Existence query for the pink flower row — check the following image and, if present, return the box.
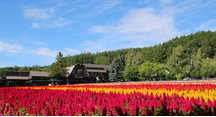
[0,88,215,116]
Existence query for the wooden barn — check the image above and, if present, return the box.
[66,63,110,83]
[4,71,51,87]
[2,64,111,87]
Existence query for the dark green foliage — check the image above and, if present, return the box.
[109,55,125,81]
[123,65,139,81]
[125,50,144,68]
[49,52,67,77]
[190,48,203,79]
[201,57,216,79]
[139,61,169,81]
[94,56,110,65]
[167,45,189,79]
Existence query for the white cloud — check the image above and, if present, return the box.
[31,41,46,45]
[0,41,23,53]
[19,37,46,46]
[98,0,122,11]
[51,17,73,27]
[81,36,114,52]
[49,8,55,13]
[89,8,179,51]
[30,47,58,58]
[32,22,41,28]
[23,8,50,20]
[31,17,73,28]
[198,19,216,32]
[64,47,81,54]
[92,8,176,34]
[60,8,76,16]
[23,5,73,29]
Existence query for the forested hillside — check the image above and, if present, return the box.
[1,30,216,80]
[64,30,216,66]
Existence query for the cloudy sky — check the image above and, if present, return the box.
[0,0,216,67]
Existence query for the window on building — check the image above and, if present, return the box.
[77,69,83,74]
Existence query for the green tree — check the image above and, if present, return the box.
[123,65,139,81]
[201,57,216,79]
[190,48,203,79]
[139,61,154,81]
[139,62,169,81]
[125,50,144,68]
[156,65,169,80]
[175,73,182,80]
[94,56,110,65]
[167,45,189,78]
[49,52,67,78]
[109,55,125,81]
[164,67,176,80]
[150,44,164,63]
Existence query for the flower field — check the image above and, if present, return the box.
[1,81,216,116]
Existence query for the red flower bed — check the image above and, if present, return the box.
[0,87,216,116]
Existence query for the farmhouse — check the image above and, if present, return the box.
[1,63,110,87]
[4,71,51,87]
[66,63,110,83]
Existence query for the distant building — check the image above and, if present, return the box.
[66,63,110,83]
[2,63,110,87]
[4,71,51,87]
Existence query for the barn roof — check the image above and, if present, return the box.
[66,63,110,76]
[66,64,76,77]
[83,64,110,71]
[30,71,50,77]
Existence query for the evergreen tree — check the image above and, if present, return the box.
[109,55,125,81]
[167,45,189,79]
[49,52,67,77]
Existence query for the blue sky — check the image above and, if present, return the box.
[0,0,216,67]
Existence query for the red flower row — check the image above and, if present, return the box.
[0,88,215,116]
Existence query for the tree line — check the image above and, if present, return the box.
[1,30,216,81]
[109,31,216,81]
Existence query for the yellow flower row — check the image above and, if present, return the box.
[18,86,216,102]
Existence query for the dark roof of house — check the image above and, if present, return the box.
[66,63,110,75]
[83,64,110,71]
[5,71,50,80]
[29,71,50,77]
[5,71,30,76]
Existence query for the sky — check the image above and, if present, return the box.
[0,0,216,67]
